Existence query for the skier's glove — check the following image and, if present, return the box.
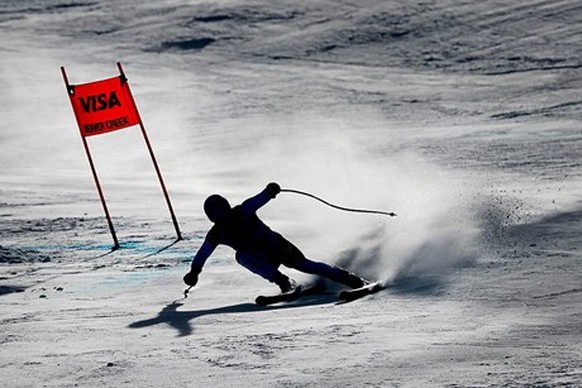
[183,268,200,287]
[266,182,281,198]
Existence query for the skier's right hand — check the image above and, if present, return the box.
[183,269,199,287]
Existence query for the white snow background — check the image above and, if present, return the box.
[1,0,581,386]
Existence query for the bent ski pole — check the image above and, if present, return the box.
[281,189,396,217]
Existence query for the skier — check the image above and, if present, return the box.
[183,183,369,295]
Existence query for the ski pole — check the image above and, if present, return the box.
[280,188,396,217]
[183,286,193,298]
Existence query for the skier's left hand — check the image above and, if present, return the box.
[266,182,281,198]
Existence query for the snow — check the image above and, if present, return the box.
[1,0,581,386]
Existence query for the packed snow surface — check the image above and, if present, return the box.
[1,1,581,386]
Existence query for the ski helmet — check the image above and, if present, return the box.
[204,194,231,223]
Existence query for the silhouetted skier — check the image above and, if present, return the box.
[183,183,368,294]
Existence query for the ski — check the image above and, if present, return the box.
[338,281,385,302]
[255,284,322,306]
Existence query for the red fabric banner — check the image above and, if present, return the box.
[68,75,140,137]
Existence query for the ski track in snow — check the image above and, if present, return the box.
[1,0,581,386]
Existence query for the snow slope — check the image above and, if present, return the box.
[1,0,581,386]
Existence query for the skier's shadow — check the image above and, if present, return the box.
[128,294,336,337]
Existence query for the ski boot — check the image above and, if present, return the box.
[274,273,300,294]
[335,267,370,289]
